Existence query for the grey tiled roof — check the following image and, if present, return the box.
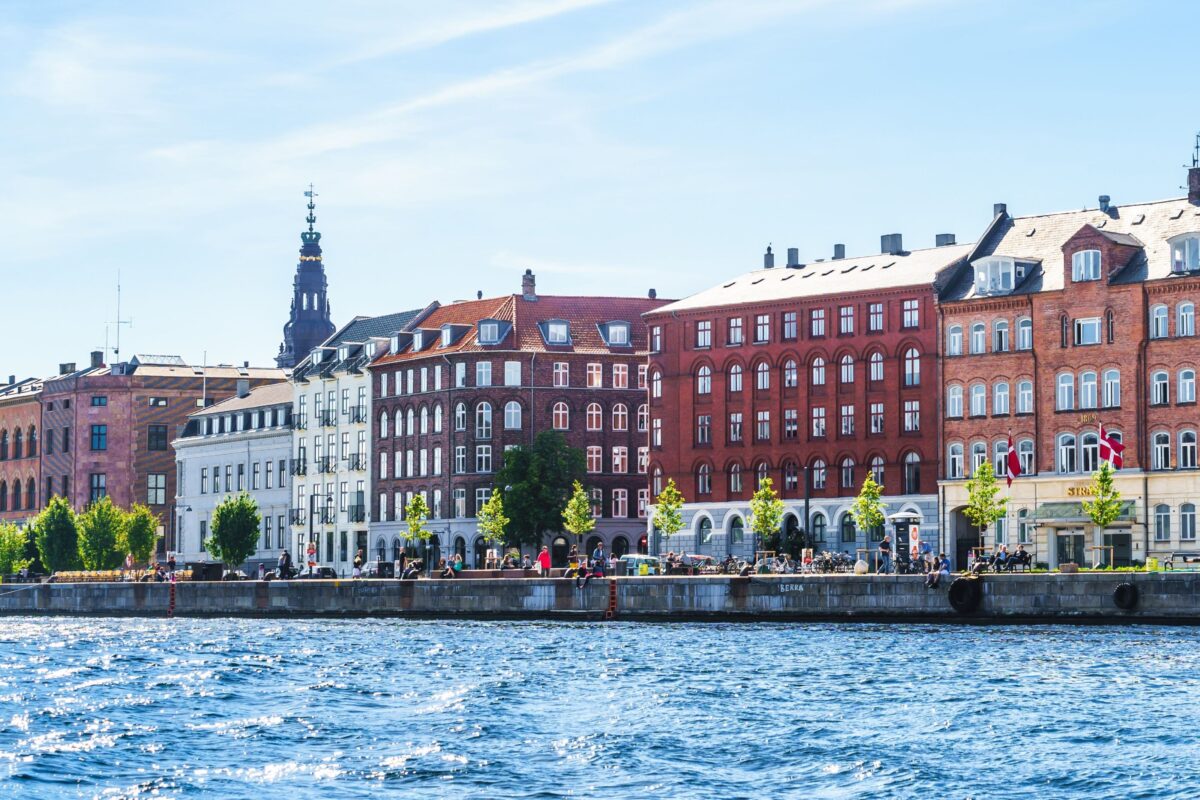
[291,307,427,381]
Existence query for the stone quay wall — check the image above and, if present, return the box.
[1,573,1198,623]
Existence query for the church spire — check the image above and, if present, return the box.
[277,186,336,369]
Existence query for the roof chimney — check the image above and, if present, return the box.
[90,350,104,369]
[521,269,537,301]
[236,379,250,398]
[786,247,800,267]
[477,290,483,300]
[1099,195,1112,213]
[993,202,1007,217]
[833,243,845,260]
[59,362,76,375]
[881,233,903,255]
[935,233,957,247]
[648,288,657,299]
[6,375,13,386]
[242,360,249,369]
[763,246,774,269]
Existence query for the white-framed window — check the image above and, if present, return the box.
[970,323,985,354]
[974,257,1014,294]
[637,404,648,432]
[1153,431,1171,470]
[475,361,492,387]
[1152,371,1170,405]
[1080,371,1098,409]
[475,402,492,438]
[651,325,662,352]
[727,364,743,393]
[1155,504,1172,542]
[869,303,884,332]
[1184,504,1197,541]
[475,445,493,473]
[1018,439,1034,474]
[1056,373,1075,410]
[1017,379,1033,414]
[637,446,648,474]
[729,412,743,442]
[811,459,827,490]
[587,363,603,388]
[811,407,826,437]
[696,320,712,348]
[1151,305,1169,339]
[811,357,826,386]
[840,458,855,489]
[1057,433,1077,473]
[612,489,628,519]
[1103,369,1121,408]
[1081,432,1100,473]
[948,444,964,479]
[696,366,712,395]
[1179,303,1196,337]
[611,403,628,431]
[783,360,798,388]
[612,364,629,389]
[1016,317,1033,350]
[1071,249,1101,282]
[756,410,771,441]
[1180,431,1197,469]
[755,362,770,391]
[971,442,987,474]
[810,308,826,337]
[727,317,743,345]
[903,348,920,386]
[755,314,770,343]
[504,361,521,386]
[947,324,963,356]
[637,488,649,518]
[552,402,569,430]
[839,306,854,335]
[651,370,662,398]
[969,383,986,417]
[1170,234,1200,273]
[608,323,629,345]
[553,362,570,387]
[870,456,884,485]
[586,446,602,474]
[993,440,1009,476]
[612,447,628,474]
[1180,369,1197,403]
[869,351,883,382]
[1075,318,1101,345]
[992,320,1009,352]
[638,364,647,390]
[697,464,711,495]
[870,402,884,434]
[652,418,662,447]
[840,355,854,384]
[993,382,1009,415]
[839,404,854,436]
[947,385,963,418]
[547,321,569,344]
[504,401,522,429]
[903,399,919,432]
[586,403,603,431]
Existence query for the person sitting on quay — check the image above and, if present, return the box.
[439,558,455,579]
[925,553,951,588]
[575,559,599,589]
[1005,544,1032,571]
[402,559,423,580]
[353,548,365,578]
[992,544,1009,572]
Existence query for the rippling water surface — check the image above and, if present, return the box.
[0,618,1198,799]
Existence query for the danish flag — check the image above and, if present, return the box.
[1005,435,1022,487]
[1098,422,1125,469]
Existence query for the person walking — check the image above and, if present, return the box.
[353,548,365,578]
[167,553,176,579]
[278,551,289,579]
[536,546,552,576]
[878,535,893,575]
[591,542,607,578]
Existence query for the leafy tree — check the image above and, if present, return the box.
[652,478,685,553]
[206,493,261,568]
[494,431,585,547]
[122,504,161,566]
[22,524,43,574]
[1082,463,1123,556]
[0,522,31,575]
[851,473,887,538]
[963,460,1008,545]
[562,480,595,547]
[476,489,510,545]
[405,493,432,542]
[77,496,127,570]
[33,497,79,573]
[748,478,785,553]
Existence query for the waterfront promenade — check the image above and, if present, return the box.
[2,573,1197,623]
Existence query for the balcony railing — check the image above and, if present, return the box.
[348,504,366,523]
[317,507,336,524]
[289,508,307,525]
[290,460,307,476]
[318,409,337,427]
[317,456,336,474]
[291,415,308,431]
[347,453,365,471]
[349,405,367,423]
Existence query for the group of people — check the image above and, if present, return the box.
[968,544,1032,575]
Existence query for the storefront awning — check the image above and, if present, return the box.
[1033,501,1137,524]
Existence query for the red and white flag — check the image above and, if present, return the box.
[1005,435,1022,487]
[1098,422,1125,469]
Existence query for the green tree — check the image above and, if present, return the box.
[562,480,596,547]
[476,489,510,545]
[0,522,32,575]
[405,493,432,542]
[121,504,161,566]
[963,460,1008,546]
[748,477,785,553]
[651,478,685,554]
[206,493,261,568]
[851,473,887,539]
[1082,462,1123,564]
[494,431,586,547]
[77,496,127,570]
[33,496,79,573]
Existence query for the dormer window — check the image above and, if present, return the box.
[1072,249,1101,282]
[974,257,1014,295]
[441,327,453,347]
[547,321,569,344]
[412,332,424,351]
[311,348,323,364]
[479,322,500,344]
[366,341,377,358]
[1170,234,1200,273]
[390,335,400,352]
[338,345,349,361]
[605,322,631,346]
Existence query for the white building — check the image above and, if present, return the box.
[173,382,295,573]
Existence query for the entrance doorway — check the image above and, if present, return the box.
[1056,529,1085,566]
[612,536,629,558]
[473,537,488,569]
[1103,531,1132,567]
[951,508,976,569]
[586,535,603,558]
[551,536,569,567]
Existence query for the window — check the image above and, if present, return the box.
[503,361,521,386]
[839,355,854,384]
[727,317,743,345]
[1081,432,1100,473]
[783,360,798,388]
[839,405,854,436]
[1152,371,1170,405]
[1155,504,1172,541]
[696,366,712,395]
[871,402,885,434]
[756,410,770,441]
[728,463,743,493]
[651,326,662,352]
[91,395,107,407]
[1151,305,1168,339]
[586,403,603,431]
[1018,439,1034,474]
[784,409,798,439]
[612,364,629,389]
[869,352,883,382]
[1179,303,1196,337]
[696,321,712,348]
[729,412,743,442]
[974,257,1014,294]
[147,473,166,505]
[782,312,797,340]
[1153,432,1171,470]
[1180,369,1197,403]
[1080,371,1098,409]
[552,402,569,430]
[1015,380,1032,414]
[612,403,628,431]
[903,400,919,432]
[652,418,662,447]
[696,415,711,445]
[870,456,884,485]
[1181,431,1197,469]
[504,401,522,429]
[970,323,985,354]
[612,447,628,473]
[475,402,492,438]
[552,362,570,387]
[90,424,107,451]
[544,321,569,344]
[811,357,826,387]
[755,362,770,391]
[638,404,648,432]
[608,324,630,345]
[840,458,855,489]
[638,364,647,390]
[476,361,492,387]
[1171,235,1200,272]
[903,452,920,494]
[251,462,260,490]
[1056,374,1075,410]
[1075,318,1101,345]
[728,364,743,393]
[947,385,963,418]
[651,370,662,398]
[948,444,964,479]
[585,363,602,388]
[697,464,711,495]
[783,461,798,491]
[1071,249,1101,282]
[811,459,827,490]
[454,403,467,432]
[810,309,826,337]
[1017,317,1032,350]
[903,348,920,386]
[638,488,649,518]
[808,405,828,439]
[612,489,628,518]
[868,303,883,332]
[947,325,963,356]
[1103,370,1121,408]
[993,382,1009,415]
[971,442,987,474]
[902,299,919,328]
[147,425,168,451]
[1184,504,1197,541]
[89,473,107,503]
[969,384,986,417]
[839,306,854,335]
[811,513,827,542]
[1057,433,1077,473]
[454,446,466,473]
[992,320,1009,352]
[476,445,492,473]
[840,514,856,542]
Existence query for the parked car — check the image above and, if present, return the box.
[222,569,248,581]
[295,565,338,579]
[619,554,662,575]
[360,561,395,579]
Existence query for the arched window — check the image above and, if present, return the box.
[840,457,855,489]
[756,461,769,487]
[0,481,6,511]
[696,366,712,395]
[1180,431,1197,469]
[651,370,662,398]
[869,351,884,382]
[1072,249,1101,281]
[1153,431,1171,470]
[1155,504,1171,541]
[970,323,986,354]
[969,383,987,417]
[1103,370,1121,408]
[728,364,743,393]
[903,348,920,386]
[433,404,443,433]
[811,513,827,542]
[903,452,921,494]
[1151,371,1170,405]
[1184,503,1198,541]
[810,459,826,490]
[1056,373,1075,410]
[839,354,854,384]
[1179,369,1197,403]
[970,442,987,474]
[755,362,770,391]
[992,320,1010,352]
[1080,371,1098,409]
[552,402,569,430]
[993,440,1008,476]
[12,430,22,460]
[1017,317,1033,350]
[947,444,964,479]
[730,516,745,544]
[699,516,713,543]
[728,463,743,493]
[1179,303,1196,337]
[1057,433,1077,473]
[1151,304,1169,338]
[420,406,429,434]
[993,382,1010,415]
[870,456,884,486]
[378,411,389,438]
[840,513,856,543]
[783,460,799,492]
[24,479,33,510]
[1018,439,1035,474]
[475,402,492,438]
[611,403,628,431]
[27,427,35,457]
[1017,380,1033,414]
[947,385,963,418]
[947,324,963,356]
[586,403,603,431]
[811,357,826,386]
[405,408,415,435]
[0,430,7,461]
[783,359,798,388]
[637,404,648,432]
[454,402,467,431]
[1081,432,1100,472]
[697,464,712,495]
[504,401,522,429]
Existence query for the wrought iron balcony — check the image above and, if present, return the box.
[318,409,337,427]
[348,504,366,523]
[349,405,367,423]
[291,415,308,431]
[290,460,307,476]
[317,456,336,474]
[347,453,366,471]
[317,507,336,524]
[288,508,307,525]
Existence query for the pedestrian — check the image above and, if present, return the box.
[277,551,288,579]
[353,548,365,578]
[123,552,134,577]
[166,552,176,579]
[257,562,266,581]
[521,553,532,570]
[878,535,893,574]
[536,546,551,576]
[575,559,595,589]
[591,542,607,578]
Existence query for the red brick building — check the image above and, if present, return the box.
[0,377,43,524]
[939,170,1200,568]
[368,270,666,567]
[646,239,970,560]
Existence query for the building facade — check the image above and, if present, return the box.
[646,240,970,561]
[369,271,666,568]
[276,191,336,369]
[173,382,294,573]
[289,309,426,575]
[39,354,284,553]
[939,172,1200,568]
[0,377,42,525]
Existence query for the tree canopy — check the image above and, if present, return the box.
[122,504,161,566]
[405,493,432,542]
[494,431,585,547]
[476,489,509,545]
[34,496,80,573]
[0,522,31,575]
[963,460,1008,534]
[1082,463,1123,531]
[206,493,261,568]
[851,473,887,536]
[561,480,595,545]
[652,478,685,552]
[748,478,785,551]
[77,496,128,570]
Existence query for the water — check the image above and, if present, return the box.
[0,619,1197,799]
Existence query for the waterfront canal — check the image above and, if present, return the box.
[0,618,1196,799]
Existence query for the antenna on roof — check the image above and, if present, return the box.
[1193,132,1199,168]
[107,269,132,361]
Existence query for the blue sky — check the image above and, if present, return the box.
[1,0,1194,377]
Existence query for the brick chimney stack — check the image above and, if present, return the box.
[521,269,537,301]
